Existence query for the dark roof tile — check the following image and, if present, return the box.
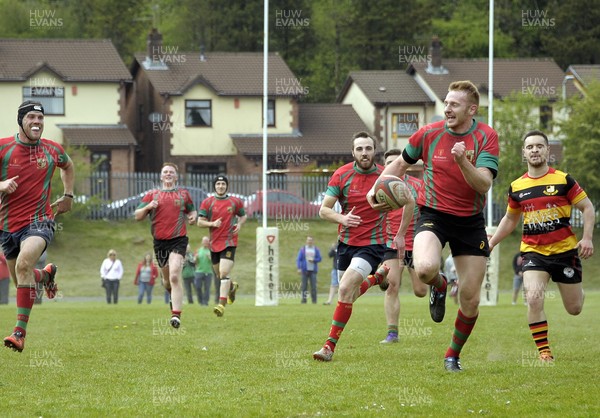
[232,104,370,155]
[0,39,131,82]
[338,71,433,104]
[133,52,300,96]
[409,58,572,99]
[58,124,136,146]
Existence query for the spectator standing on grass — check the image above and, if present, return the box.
[489,130,594,362]
[296,236,322,304]
[134,253,159,304]
[370,81,499,372]
[323,243,338,305]
[197,175,246,317]
[182,244,196,304]
[194,236,213,306]
[1,101,74,353]
[135,162,197,329]
[100,249,124,304]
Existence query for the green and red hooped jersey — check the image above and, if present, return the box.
[403,119,499,217]
[198,195,245,252]
[0,135,70,232]
[139,188,195,241]
[326,162,387,246]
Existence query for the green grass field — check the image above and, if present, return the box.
[1,217,599,417]
[1,292,599,417]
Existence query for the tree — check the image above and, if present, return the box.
[429,0,516,58]
[558,81,600,203]
[491,92,546,201]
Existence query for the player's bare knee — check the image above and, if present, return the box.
[413,288,427,298]
[566,303,583,316]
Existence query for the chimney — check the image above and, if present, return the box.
[430,36,442,68]
[426,36,448,75]
[147,28,163,61]
[200,44,206,62]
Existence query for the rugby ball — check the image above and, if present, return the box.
[374,175,409,209]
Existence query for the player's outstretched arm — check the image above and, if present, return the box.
[488,210,521,252]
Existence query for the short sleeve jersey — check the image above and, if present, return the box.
[506,167,587,256]
[198,195,246,252]
[138,188,195,240]
[385,175,423,251]
[403,120,499,216]
[0,135,70,232]
[326,162,386,246]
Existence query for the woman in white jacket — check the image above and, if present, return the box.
[100,249,124,304]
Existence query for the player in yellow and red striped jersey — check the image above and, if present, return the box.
[489,130,595,362]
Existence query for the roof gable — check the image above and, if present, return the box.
[133,52,301,96]
[0,39,131,82]
[338,70,433,105]
[567,65,600,86]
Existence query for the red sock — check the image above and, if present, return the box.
[428,273,447,292]
[325,302,353,350]
[15,286,37,337]
[358,269,386,296]
[445,309,478,358]
[219,297,227,305]
[33,269,43,283]
[171,310,181,318]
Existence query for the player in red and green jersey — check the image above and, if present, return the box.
[135,163,197,329]
[313,132,414,362]
[489,130,594,362]
[197,175,246,317]
[371,81,499,372]
[379,149,427,345]
[2,101,75,353]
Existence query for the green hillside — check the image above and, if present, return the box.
[41,216,600,299]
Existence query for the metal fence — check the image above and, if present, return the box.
[80,172,332,220]
[78,171,588,225]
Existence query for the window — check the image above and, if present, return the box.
[23,86,64,115]
[267,99,275,127]
[540,105,553,130]
[91,152,111,172]
[392,113,419,136]
[186,163,225,175]
[185,100,212,126]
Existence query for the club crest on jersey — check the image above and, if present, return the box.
[465,150,475,163]
[543,185,558,196]
[227,207,233,213]
[36,156,48,169]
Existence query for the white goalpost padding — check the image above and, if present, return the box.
[255,227,279,306]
